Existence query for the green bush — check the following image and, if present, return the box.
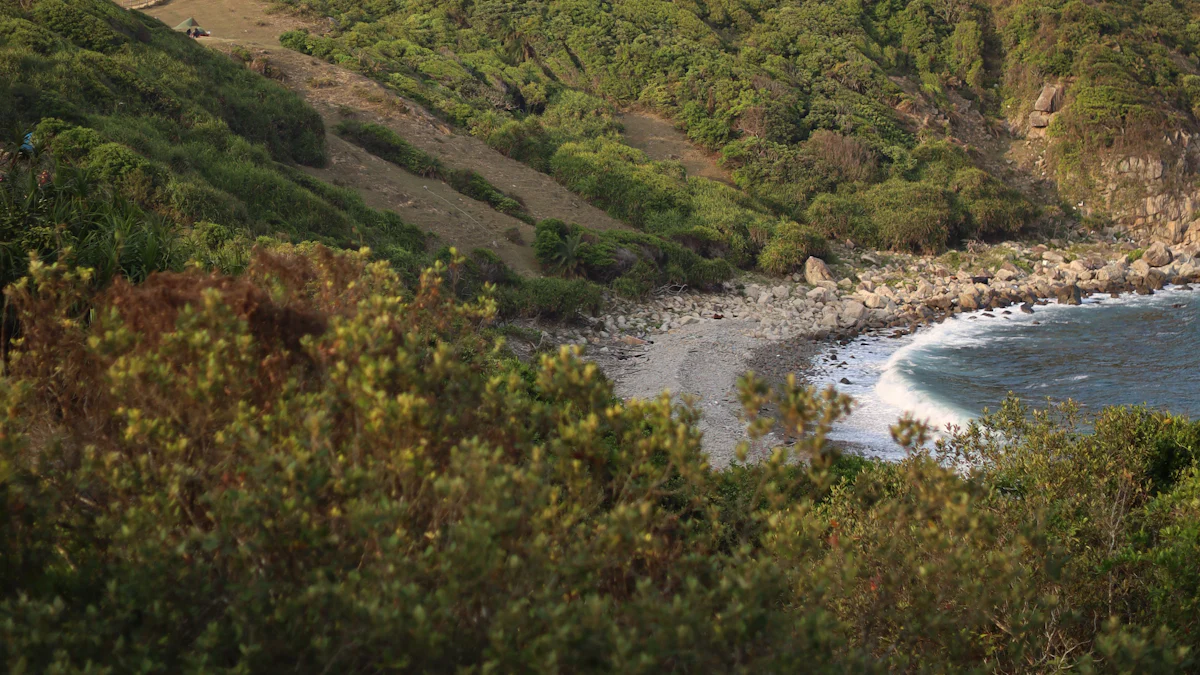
[805,193,870,241]
[757,222,829,275]
[496,275,604,318]
[951,168,1037,240]
[336,119,534,222]
[0,159,184,287]
[864,180,957,253]
[31,0,120,53]
[335,119,442,176]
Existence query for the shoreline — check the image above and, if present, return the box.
[549,239,1200,466]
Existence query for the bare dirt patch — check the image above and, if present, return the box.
[618,111,733,185]
[143,0,304,47]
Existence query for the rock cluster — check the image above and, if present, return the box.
[539,242,1200,349]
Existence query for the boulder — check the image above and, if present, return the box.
[838,301,867,328]
[863,292,889,310]
[1131,258,1152,278]
[1096,262,1126,283]
[772,285,791,300]
[818,305,840,330]
[958,291,982,311]
[1143,241,1173,267]
[1033,84,1063,113]
[1055,284,1082,306]
[1029,111,1051,128]
[805,256,835,285]
[1042,251,1065,264]
[807,286,835,303]
[1147,268,1168,290]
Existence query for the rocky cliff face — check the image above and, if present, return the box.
[1029,84,1200,247]
[1096,130,1200,247]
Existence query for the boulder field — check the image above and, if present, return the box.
[537,241,1200,349]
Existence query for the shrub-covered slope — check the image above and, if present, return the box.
[272,0,1041,269]
[0,0,429,283]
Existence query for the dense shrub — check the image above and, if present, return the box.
[3,250,1200,671]
[951,167,1039,239]
[806,192,870,242]
[864,180,957,253]
[533,219,734,295]
[496,275,604,318]
[0,157,181,287]
[758,222,829,275]
[334,119,441,176]
[0,0,420,252]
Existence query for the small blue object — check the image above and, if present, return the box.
[20,132,34,153]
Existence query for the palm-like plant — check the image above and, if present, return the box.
[1,151,183,288]
[548,231,584,279]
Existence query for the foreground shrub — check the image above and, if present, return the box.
[2,249,1199,671]
[0,156,184,287]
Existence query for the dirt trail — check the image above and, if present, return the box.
[144,0,626,274]
[618,111,732,185]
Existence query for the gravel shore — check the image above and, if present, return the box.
[564,238,1200,465]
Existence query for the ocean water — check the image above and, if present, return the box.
[809,286,1200,460]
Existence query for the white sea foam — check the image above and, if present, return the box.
[810,285,1197,459]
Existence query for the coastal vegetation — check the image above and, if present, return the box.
[0,0,429,277]
[4,0,1200,671]
[3,246,1200,671]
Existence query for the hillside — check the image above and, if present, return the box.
[0,0,428,283]
[266,0,1200,252]
[0,0,614,318]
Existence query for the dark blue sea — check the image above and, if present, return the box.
[811,285,1200,459]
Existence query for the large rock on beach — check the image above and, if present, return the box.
[805,256,835,285]
[838,300,867,328]
[1055,284,1083,305]
[1143,241,1173,267]
[1096,262,1126,283]
[1131,258,1152,278]
[958,290,982,311]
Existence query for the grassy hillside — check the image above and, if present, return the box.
[997,0,1200,200]
[3,246,1200,671]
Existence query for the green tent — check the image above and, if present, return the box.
[174,17,202,30]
